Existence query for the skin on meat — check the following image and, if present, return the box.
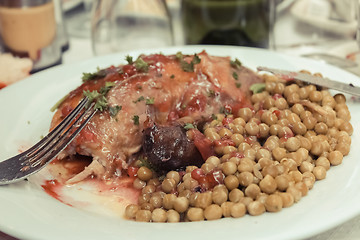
[50,51,262,182]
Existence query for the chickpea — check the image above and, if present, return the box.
[291,103,305,115]
[314,122,328,135]
[261,164,279,178]
[167,209,180,223]
[295,182,308,197]
[135,210,152,222]
[222,161,237,176]
[233,117,246,127]
[173,197,189,213]
[163,194,176,210]
[247,201,266,216]
[336,142,350,156]
[285,137,301,152]
[258,123,270,138]
[204,204,223,220]
[298,136,312,151]
[238,172,254,187]
[212,188,228,205]
[245,183,261,199]
[224,175,240,191]
[261,111,278,126]
[245,122,260,136]
[187,208,204,221]
[201,162,215,174]
[278,192,294,208]
[133,178,146,189]
[303,116,317,130]
[166,171,180,184]
[231,133,244,146]
[265,194,283,212]
[315,156,330,170]
[313,166,327,180]
[309,90,322,102]
[238,108,253,122]
[162,178,176,193]
[275,98,288,110]
[328,150,343,165]
[263,97,275,109]
[196,192,213,209]
[219,201,233,217]
[339,122,353,135]
[244,148,256,161]
[334,93,346,104]
[142,184,156,195]
[150,195,163,209]
[310,141,323,156]
[206,156,221,167]
[125,204,139,219]
[238,142,251,152]
[140,202,154,211]
[287,92,300,105]
[152,208,167,222]
[259,175,277,194]
[229,188,244,203]
[322,95,336,108]
[299,161,314,173]
[231,202,246,218]
[274,83,285,94]
[286,186,302,202]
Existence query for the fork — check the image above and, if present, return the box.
[0,97,98,185]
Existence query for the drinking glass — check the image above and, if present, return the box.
[91,0,174,55]
[181,0,276,49]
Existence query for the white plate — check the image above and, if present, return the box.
[1,45,360,240]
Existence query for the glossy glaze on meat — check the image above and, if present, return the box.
[50,51,262,182]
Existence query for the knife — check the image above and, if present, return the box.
[257,66,360,97]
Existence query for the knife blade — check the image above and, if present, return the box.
[257,66,360,97]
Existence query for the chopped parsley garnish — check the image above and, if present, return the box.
[125,55,134,64]
[170,74,175,79]
[236,82,242,88]
[109,105,122,117]
[135,57,149,72]
[230,58,242,68]
[176,52,201,72]
[145,97,155,105]
[207,89,216,98]
[133,96,145,103]
[132,115,140,125]
[184,123,195,130]
[233,72,238,80]
[83,81,120,116]
[211,114,218,120]
[81,68,107,82]
[250,83,266,94]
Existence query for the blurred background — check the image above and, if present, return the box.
[0,0,359,85]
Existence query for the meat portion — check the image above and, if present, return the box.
[143,124,203,173]
[50,51,262,182]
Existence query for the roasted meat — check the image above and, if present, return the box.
[50,51,262,182]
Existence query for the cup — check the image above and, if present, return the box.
[357,0,360,48]
[91,0,174,56]
[0,0,62,72]
[180,0,275,49]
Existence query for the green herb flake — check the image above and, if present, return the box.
[100,81,116,95]
[135,57,149,72]
[220,106,232,116]
[207,89,216,98]
[81,69,107,82]
[236,82,242,88]
[230,58,242,68]
[133,96,145,103]
[233,72,238,80]
[93,95,108,111]
[145,97,155,105]
[176,53,201,72]
[170,74,175,79]
[125,55,134,64]
[211,114,218,120]
[132,115,140,125]
[184,123,195,130]
[250,83,266,94]
[109,105,122,117]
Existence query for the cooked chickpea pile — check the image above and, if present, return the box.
[125,71,353,223]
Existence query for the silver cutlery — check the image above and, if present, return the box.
[0,97,97,185]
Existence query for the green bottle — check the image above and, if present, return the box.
[181,0,273,48]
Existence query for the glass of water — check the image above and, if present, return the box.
[91,0,174,55]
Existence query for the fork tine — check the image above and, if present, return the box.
[0,97,97,185]
[29,102,97,168]
[24,97,90,158]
